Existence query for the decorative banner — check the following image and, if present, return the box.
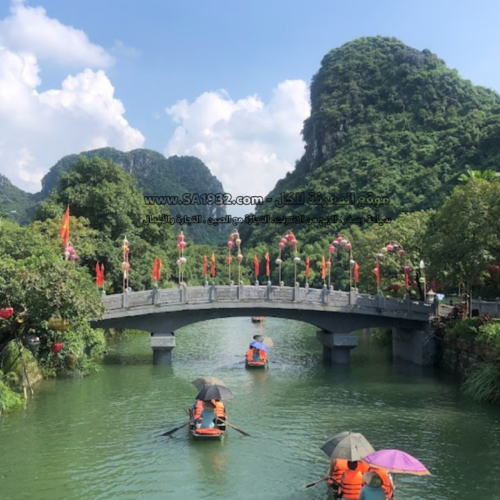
[203,255,208,277]
[211,252,216,278]
[305,256,310,278]
[96,262,105,287]
[254,254,259,277]
[404,265,411,290]
[373,260,380,288]
[354,262,359,283]
[60,205,70,248]
[321,256,326,280]
[176,232,187,284]
[122,237,130,291]
[152,258,162,282]
[265,252,270,277]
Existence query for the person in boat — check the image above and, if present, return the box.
[328,458,348,498]
[339,460,363,499]
[359,472,386,500]
[363,467,394,499]
[192,399,226,422]
[195,400,217,429]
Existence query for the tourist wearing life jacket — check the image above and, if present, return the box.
[365,467,394,499]
[359,471,387,500]
[258,349,267,362]
[328,458,348,498]
[192,399,204,419]
[340,461,363,499]
[246,347,256,362]
[195,400,216,429]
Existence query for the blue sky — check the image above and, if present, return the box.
[0,0,499,201]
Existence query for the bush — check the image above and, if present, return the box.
[0,380,24,413]
[462,363,500,403]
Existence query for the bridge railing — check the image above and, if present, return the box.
[101,284,438,318]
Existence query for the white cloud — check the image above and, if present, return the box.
[0,1,144,192]
[111,40,141,58]
[0,0,113,67]
[164,80,311,214]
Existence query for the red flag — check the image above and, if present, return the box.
[404,269,409,289]
[305,257,310,278]
[254,255,259,276]
[265,252,270,277]
[60,205,70,248]
[210,252,216,278]
[203,255,208,276]
[152,258,162,281]
[431,278,438,291]
[354,262,359,283]
[96,262,105,287]
[321,256,326,280]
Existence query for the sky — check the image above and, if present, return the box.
[1,0,499,208]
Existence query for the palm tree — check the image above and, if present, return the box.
[458,169,500,183]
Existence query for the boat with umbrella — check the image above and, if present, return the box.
[251,316,264,323]
[189,383,234,441]
[245,340,270,368]
[253,335,274,347]
[304,431,375,494]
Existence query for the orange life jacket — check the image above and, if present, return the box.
[368,467,393,498]
[193,400,204,419]
[356,461,369,473]
[340,469,362,499]
[258,349,267,361]
[329,458,348,485]
[246,349,254,361]
[213,400,226,418]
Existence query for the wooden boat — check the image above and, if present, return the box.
[245,359,268,369]
[251,316,264,323]
[188,409,226,440]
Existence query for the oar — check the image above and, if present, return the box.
[226,421,251,437]
[303,475,328,489]
[160,421,189,437]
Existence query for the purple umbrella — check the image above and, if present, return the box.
[250,341,269,352]
[361,449,430,475]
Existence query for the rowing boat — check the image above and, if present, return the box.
[245,359,268,369]
[188,409,226,440]
[251,316,264,323]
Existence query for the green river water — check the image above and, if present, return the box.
[1,317,500,500]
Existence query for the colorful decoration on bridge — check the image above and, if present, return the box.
[122,237,130,291]
[50,342,64,354]
[375,241,407,295]
[211,252,216,278]
[60,204,70,249]
[96,262,105,288]
[176,232,187,284]
[329,235,354,290]
[354,262,359,284]
[0,307,14,319]
[152,258,162,283]
[64,243,78,262]
[321,256,326,281]
[373,259,381,292]
[276,232,300,284]
[305,256,310,284]
[254,254,259,278]
[203,255,208,279]
[265,252,270,279]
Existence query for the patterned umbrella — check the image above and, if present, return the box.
[191,377,227,391]
[361,449,430,475]
[253,335,274,347]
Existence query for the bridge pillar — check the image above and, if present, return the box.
[151,332,175,365]
[392,324,436,365]
[316,331,358,364]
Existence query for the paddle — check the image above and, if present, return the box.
[226,422,251,437]
[303,475,328,489]
[161,421,189,437]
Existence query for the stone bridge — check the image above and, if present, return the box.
[91,283,450,365]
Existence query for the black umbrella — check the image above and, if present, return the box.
[321,431,375,461]
[196,384,234,401]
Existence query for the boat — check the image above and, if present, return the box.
[245,359,268,369]
[251,316,264,323]
[188,408,226,440]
